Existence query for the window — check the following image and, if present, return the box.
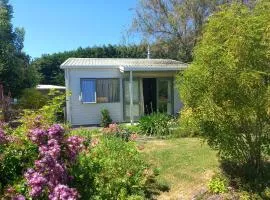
[81,78,120,103]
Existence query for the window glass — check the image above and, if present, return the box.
[124,79,139,103]
[97,79,120,103]
[81,79,96,103]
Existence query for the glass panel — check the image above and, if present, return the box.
[96,79,120,103]
[158,79,172,114]
[124,79,140,120]
[124,79,139,103]
[81,79,96,103]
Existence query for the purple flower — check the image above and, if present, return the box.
[24,124,83,199]
[12,195,25,200]
[24,169,47,197]
[66,136,84,161]
[49,184,78,200]
[39,139,61,159]
[28,128,47,145]
[0,128,7,144]
[48,124,64,141]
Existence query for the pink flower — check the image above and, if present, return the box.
[0,128,7,144]
[49,184,78,200]
[91,138,100,148]
[28,128,47,145]
[24,169,47,197]
[48,124,64,141]
[66,136,84,161]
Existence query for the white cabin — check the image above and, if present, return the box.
[60,58,187,126]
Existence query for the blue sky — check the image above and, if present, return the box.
[10,0,140,58]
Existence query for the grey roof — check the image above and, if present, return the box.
[36,85,66,90]
[60,58,187,71]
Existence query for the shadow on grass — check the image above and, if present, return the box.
[221,160,270,195]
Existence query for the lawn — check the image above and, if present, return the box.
[138,138,219,200]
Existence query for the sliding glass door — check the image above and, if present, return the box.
[157,78,172,114]
[123,79,141,121]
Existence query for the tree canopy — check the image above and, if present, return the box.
[131,0,257,62]
[178,1,270,170]
[0,0,40,97]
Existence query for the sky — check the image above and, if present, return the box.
[10,0,140,58]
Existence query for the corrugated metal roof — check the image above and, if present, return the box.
[60,58,187,71]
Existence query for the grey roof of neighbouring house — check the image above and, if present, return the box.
[60,58,187,71]
[36,85,66,90]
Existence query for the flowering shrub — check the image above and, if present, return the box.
[103,123,138,142]
[0,127,38,195]
[22,124,84,199]
[70,136,157,199]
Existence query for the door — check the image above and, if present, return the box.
[157,78,173,114]
[143,78,157,115]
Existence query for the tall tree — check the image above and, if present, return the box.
[178,1,270,171]
[0,0,39,97]
[131,0,257,62]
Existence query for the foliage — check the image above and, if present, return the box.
[0,125,38,196]
[18,88,48,110]
[103,123,138,142]
[0,0,40,97]
[208,175,228,194]
[138,113,173,137]
[70,136,156,200]
[21,124,84,199]
[118,123,140,134]
[18,89,65,134]
[131,0,256,62]
[177,108,201,137]
[178,1,270,171]
[100,108,112,128]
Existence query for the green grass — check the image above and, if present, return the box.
[138,138,219,199]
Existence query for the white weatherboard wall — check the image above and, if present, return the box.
[67,68,123,125]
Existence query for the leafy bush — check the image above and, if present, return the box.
[70,136,156,199]
[119,123,140,134]
[0,90,66,197]
[208,175,228,194]
[17,89,66,134]
[178,108,201,137]
[178,2,270,171]
[0,127,38,196]
[18,88,48,110]
[138,113,173,137]
[103,123,137,142]
[100,108,112,127]
[21,124,84,199]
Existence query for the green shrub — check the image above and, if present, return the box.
[119,123,140,134]
[178,108,201,137]
[178,2,270,172]
[103,123,137,142]
[70,136,156,199]
[208,175,228,194]
[100,108,112,127]
[18,88,48,110]
[138,113,173,137]
[0,129,38,195]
